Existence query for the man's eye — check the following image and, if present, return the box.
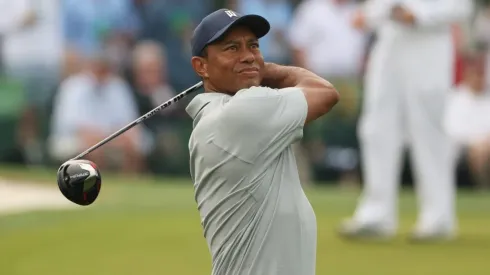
[227,45,238,51]
[251,43,259,49]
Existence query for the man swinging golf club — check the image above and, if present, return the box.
[55,7,339,274]
[186,8,339,275]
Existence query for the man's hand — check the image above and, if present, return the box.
[261,62,295,89]
[260,62,339,124]
[391,4,416,26]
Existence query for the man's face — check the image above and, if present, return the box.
[192,26,265,94]
[90,59,111,84]
[134,58,164,91]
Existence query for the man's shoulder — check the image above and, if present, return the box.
[233,86,302,99]
[186,92,230,119]
[190,86,304,128]
[233,86,274,98]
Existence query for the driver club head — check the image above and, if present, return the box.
[57,159,102,206]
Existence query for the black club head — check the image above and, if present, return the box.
[57,159,102,206]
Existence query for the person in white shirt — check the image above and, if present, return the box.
[130,41,187,172]
[444,50,490,190]
[0,0,63,165]
[289,0,367,78]
[340,0,474,241]
[288,0,368,186]
[1,0,63,106]
[131,41,177,116]
[48,53,151,173]
[2,0,62,73]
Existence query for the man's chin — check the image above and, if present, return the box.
[223,79,262,95]
[239,79,262,89]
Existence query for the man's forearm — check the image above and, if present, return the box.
[261,62,331,89]
[261,63,339,124]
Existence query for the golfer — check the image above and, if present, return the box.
[186,8,339,275]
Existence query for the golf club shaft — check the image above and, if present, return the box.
[72,81,203,160]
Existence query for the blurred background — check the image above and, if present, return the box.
[0,0,489,275]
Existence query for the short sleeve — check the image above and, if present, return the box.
[212,86,308,164]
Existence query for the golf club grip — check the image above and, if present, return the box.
[72,81,203,160]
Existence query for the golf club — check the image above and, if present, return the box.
[56,81,204,206]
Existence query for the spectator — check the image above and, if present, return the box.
[289,0,367,78]
[288,0,368,185]
[0,0,64,165]
[131,0,212,92]
[43,46,85,159]
[130,40,187,174]
[444,50,490,190]
[47,52,151,174]
[341,0,474,241]
[1,0,62,84]
[131,41,177,119]
[0,1,40,72]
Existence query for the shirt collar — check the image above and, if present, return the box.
[185,92,230,121]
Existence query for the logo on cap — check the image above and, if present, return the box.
[224,10,238,18]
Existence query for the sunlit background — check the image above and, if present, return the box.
[1,0,489,274]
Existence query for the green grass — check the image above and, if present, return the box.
[1,165,490,275]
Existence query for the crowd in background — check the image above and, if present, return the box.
[0,0,489,189]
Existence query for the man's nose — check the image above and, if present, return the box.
[240,48,255,63]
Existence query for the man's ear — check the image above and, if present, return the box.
[191,56,209,79]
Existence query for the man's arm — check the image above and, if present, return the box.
[261,62,339,124]
[213,64,337,163]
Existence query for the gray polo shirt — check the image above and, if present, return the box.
[186,86,317,275]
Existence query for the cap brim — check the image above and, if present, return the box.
[207,14,270,46]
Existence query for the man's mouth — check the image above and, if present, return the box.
[238,67,260,75]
